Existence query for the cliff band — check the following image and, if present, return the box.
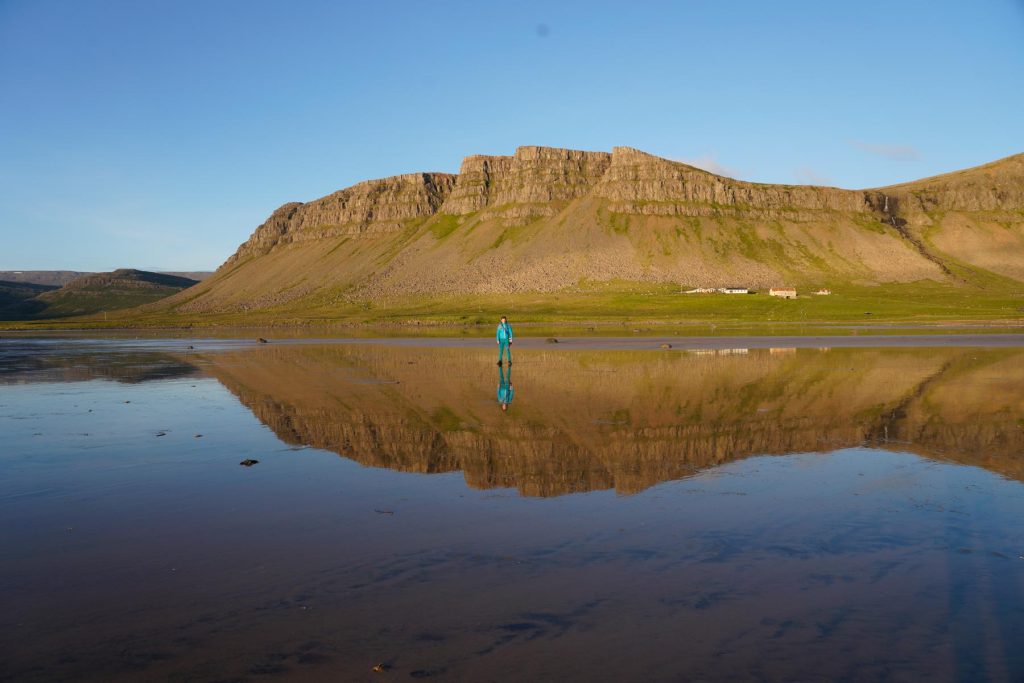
[162,146,1024,313]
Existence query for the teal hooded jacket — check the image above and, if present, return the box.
[496,322,513,343]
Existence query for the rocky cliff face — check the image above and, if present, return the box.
[437,154,514,214]
[596,147,871,218]
[225,172,457,265]
[226,145,1024,269]
[166,145,1023,313]
[439,146,612,221]
[881,152,1024,216]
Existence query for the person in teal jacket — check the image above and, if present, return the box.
[496,316,513,366]
[497,364,514,411]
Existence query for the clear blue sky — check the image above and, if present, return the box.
[2,0,1022,271]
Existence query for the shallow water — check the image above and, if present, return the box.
[2,338,1023,681]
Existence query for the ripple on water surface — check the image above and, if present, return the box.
[1,339,1023,681]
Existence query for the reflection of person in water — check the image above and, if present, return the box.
[497,364,514,412]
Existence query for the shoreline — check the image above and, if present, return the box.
[2,319,1023,338]
[320,333,1024,350]
[4,333,1024,352]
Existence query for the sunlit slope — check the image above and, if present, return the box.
[878,153,1024,282]
[156,147,1024,317]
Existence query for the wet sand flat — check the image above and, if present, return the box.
[2,339,1024,681]
[3,332,1023,357]
[317,332,1024,350]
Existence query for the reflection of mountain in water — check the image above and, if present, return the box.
[202,345,1024,496]
[0,342,201,384]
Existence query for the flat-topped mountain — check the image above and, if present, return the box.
[156,146,1023,315]
[0,271,90,288]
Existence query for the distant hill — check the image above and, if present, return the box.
[0,280,58,318]
[0,270,213,287]
[1,269,199,320]
[150,145,1024,318]
[0,271,90,287]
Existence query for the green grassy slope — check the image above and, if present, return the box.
[5,280,1020,331]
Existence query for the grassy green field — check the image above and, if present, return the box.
[339,281,1024,324]
[1,280,1021,334]
[31,288,188,319]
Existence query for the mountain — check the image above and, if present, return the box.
[148,147,1024,317]
[0,271,90,287]
[3,269,200,320]
[0,270,213,287]
[0,280,58,318]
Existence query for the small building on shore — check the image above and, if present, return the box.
[769,287,797,299]
[720,286,750,294]
[815,288,832,296]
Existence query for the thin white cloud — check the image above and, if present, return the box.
[847,139,922,161]
[678,154,741,179]
[794,166,833,186]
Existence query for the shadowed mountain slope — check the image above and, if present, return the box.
[7,269,200,320]
[0,280,58,318]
